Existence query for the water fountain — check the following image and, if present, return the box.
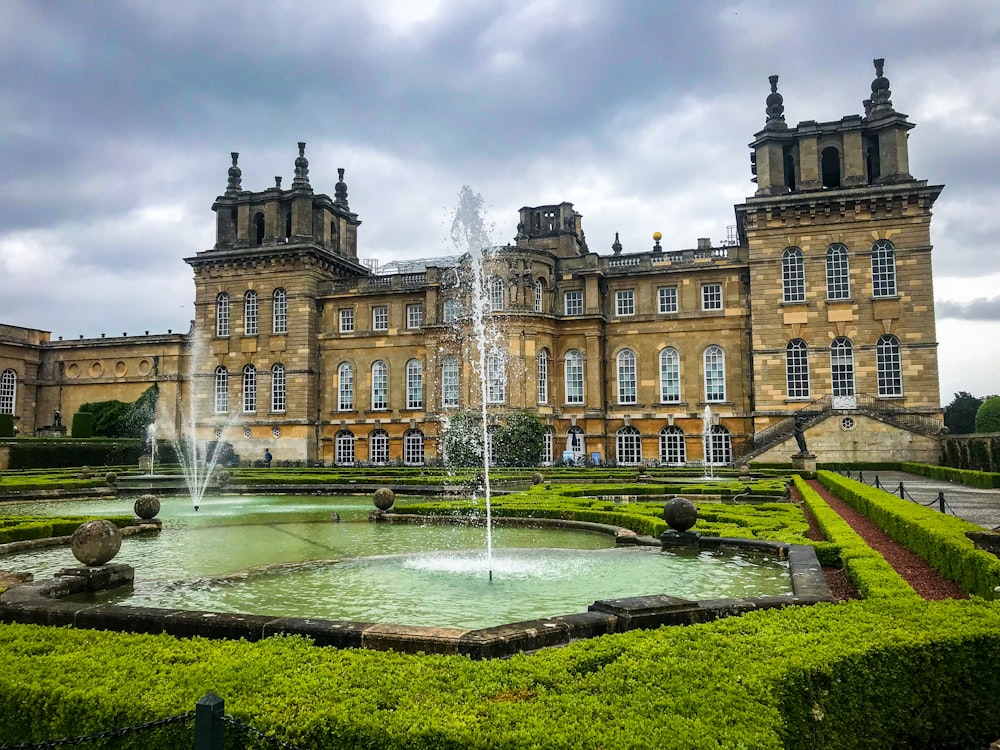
[702,405,715,479]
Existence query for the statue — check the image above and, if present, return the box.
[793,415,808,455]
[53,410,62,429]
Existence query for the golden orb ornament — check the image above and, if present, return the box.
[652,231,662,242]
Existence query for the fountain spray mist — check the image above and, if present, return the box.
[450,186,497,581]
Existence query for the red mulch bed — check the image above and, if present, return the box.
[802,479,968,601]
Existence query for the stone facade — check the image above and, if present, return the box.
[0,60,945,466]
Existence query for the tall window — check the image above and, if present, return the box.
[658,286,678,314]
[216,293,230,337]
[616,426,642,466]
[564,290,583,316]
[564,349,584,404]
[403,429,425,465]
[826,244,851,300]
[702,283,723,311]
[442,299,459,323]
[244,290,258,335]
[369,429,389,465]
[659,426,686,465]
[242,364,256,413]
[271,363,286,412]
[616,289,635,316]
[371,361,388,410]
[272,288,287,334]
[782,247,805,303]
[406,303,423,329]
[441,356,459,408]
[489,277,504,311]
[542,428,554,465]
[659,347,680,403]
[830,337,855,397]
[704,345,726,402]
[708,426,732,465]
[253,212,265,245]
[406,359,423,409]
[487,348,506,404]
[214,366,228,413]
[339,309,354,333]
[537,349,549,404]
[534,279,543,312]
[0,369,17,414]
[335,430,355,466]
[372,305,388,331]
[786,339,810,399]
[338,362,354,411]
[617,349,637,404]
[877,335,903,396]
[871,240,897,297]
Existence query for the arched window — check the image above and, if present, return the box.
[659,425,686,466]
[284,209,292,240]
[216,293,230,337]
[489,277,504,311]
[371,361,388,410]
[441,356,459,408]
[534,279,544,312]
[214,366,228,414]
[242,364,256,413]
[782,247,805,303]
[617,349,637,404]
[821,146,841,188]
[877,335,903,397]
[616,426,642,466]
[406,359,423,409]
[272,288,287,334]
[0,369,17,415]
[335,430,355,466]
[486,348,506,404]
[659,347,680,403]
[786,339,810,399]
[253,212,265,246]
[338,362,354,411]
[830,338,855,397]
[708,425,732,465]
[566,427,585,458]
[871,240,897,297]
[542,428,554,465]
[271,363,286,412]
[826,244,851,300]
[244,290,258,335]
[564,349,584,404]
[537,349,549,404]
[369,429,389,465]
[704,346,726,402]
[403,429,425,465]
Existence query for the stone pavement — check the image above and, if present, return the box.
[840,470,1000,531]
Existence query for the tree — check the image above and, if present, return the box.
[975,396,1000,434]
[441,410,484,468]
[944,391,984,435]
[492,410,545,467]
[79,384,159,438]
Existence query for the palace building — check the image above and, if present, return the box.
[0,60,945,466]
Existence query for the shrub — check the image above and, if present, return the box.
[70,412,94,438]
[975,396,1000,433]
[0,414,14,438]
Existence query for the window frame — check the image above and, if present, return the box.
[339,308,355,333]
[214,366,228,414]
[272,288,287,334]
[441,355,459,408]
[871,240,898,298]
[659,347,680,403]
[489,277,504,312]
[537,349,549,404]
[338,362,354,411]
[876,334,903,397]
[371,360,388,410]
[216,293,230,337]
[335,430,355,466]
[616,426,642,466]
[785,339,810,399]
[782,247,806,303]
[825,244,851,300]
[657,286,678,314]
[406,303,423,329]
[271,363,286,412]
[0,369,15,415]
[403,429,425,466]
[372,305,388,331]
[616,349,637,404]
[486,347,506,404]
[564,290,583,316]
[564,349,584,404]
[830,337,856,397]
[406,359,423,409]
[369,429,389,466]
[241,364,257,414]
[704,345,726,402]
[659,425,686,466]
[701,283,723,312]
[615,289,635,317]
[244,290,258,335]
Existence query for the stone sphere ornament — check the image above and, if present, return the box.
[373,487,395,511]
[70,519,122,566]
[134,494,161,520]
[663,497,698,533]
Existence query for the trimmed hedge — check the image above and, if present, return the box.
[0,600,999,748]
[0,515,135,543]
[818,471,1000,599]
[901,461,1000,489]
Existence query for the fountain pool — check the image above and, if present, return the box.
[0,495,793,630]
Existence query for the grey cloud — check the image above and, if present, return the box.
[936,298,1000,322]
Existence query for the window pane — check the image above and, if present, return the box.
[271,364,286,412]
[877,335,902,396]
[785,339,810,398]
[826,244,851,300]
[273,289,287,333]
[659,348,680,403]
[242,365,256,413]
[244,291,258,335]
[407,360,423,409]
[782,247,805,303]
[216,293,230,337]
[658,287,678,314]
[565,350,584,404]
[372,361,388,410]
[338,363,354,410]
[702,284,722,311]
[537,350,549,403]
[564,290,582,316]
[704,346,725,402]
[871,240,897,297]
[442,356,459,408]
[373,305,388,331]
[617,350,637,404]
[830,338,855,397]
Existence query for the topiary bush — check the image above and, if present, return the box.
[975,396,1000,434]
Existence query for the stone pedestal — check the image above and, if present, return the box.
[791,452,817,473]
[55,563,134,591]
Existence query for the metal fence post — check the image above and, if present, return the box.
[874,475,881,489]
[898,482,906,499]
[195,692,225,750]
[938,491,946,514]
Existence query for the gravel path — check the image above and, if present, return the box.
[804,479,968,601]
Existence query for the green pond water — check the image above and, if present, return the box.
[0,494,792,629]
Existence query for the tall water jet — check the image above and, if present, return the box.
[146,423,158,476]
[702,405,714,480]
[449,186,499,581]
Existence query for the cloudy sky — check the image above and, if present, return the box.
[2,1,999,403]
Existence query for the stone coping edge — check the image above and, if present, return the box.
[0,519,831,659]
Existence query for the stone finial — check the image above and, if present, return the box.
[226,152,242,195]
[765,74,786,129]
[869,57,893,114]
[292,141,310,188]
[611,232,622,255]
[334,167,349,208]
[274,175,282,189]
